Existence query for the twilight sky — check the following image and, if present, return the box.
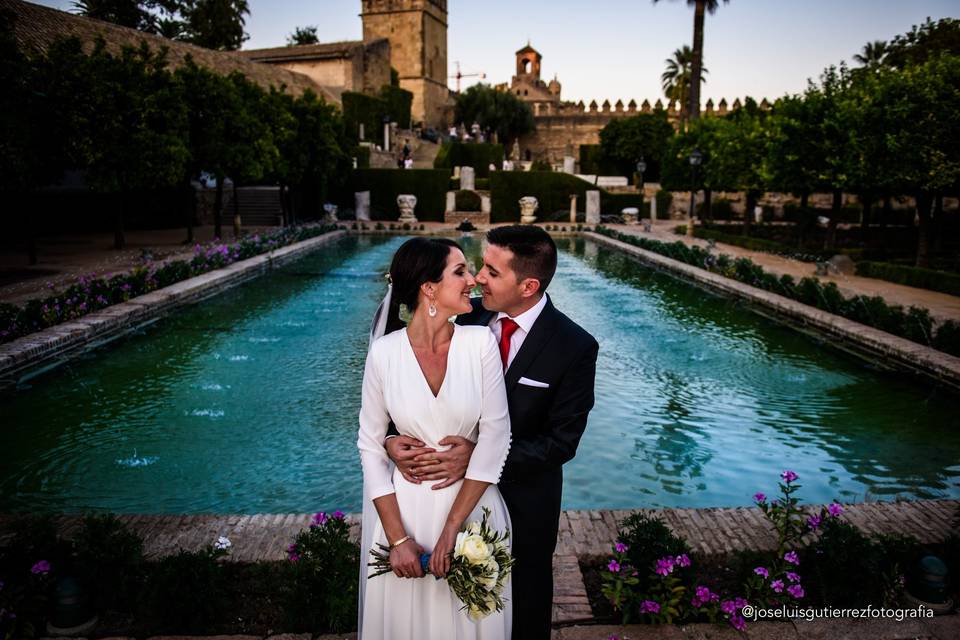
[32,0,959,104]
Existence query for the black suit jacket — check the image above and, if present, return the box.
[457,296,599,486]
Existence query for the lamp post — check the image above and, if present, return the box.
[687,148,703,237]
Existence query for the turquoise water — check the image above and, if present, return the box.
[1,235,958,514]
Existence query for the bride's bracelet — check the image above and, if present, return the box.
[389,535,412,549]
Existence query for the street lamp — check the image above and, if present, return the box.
[687,148,703,237]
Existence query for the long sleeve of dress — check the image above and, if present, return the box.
[465,331,512,484]
[357,341,396,500]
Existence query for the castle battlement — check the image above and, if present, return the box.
[529,97,772,119]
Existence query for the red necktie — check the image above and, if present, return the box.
[499,318,520,370]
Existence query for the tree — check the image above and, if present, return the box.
[853,40,888,68]
[287,25,319,46]
[653,0,728,121]
[72,0,155,30]
[181,0,249,51]
[454,84,534,146]
[598,111,674,181]
[885,17,960,69]
[661,45,706,126]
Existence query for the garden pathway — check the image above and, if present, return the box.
[611,222,960,323]
[6,499,956,628]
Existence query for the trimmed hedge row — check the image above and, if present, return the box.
[434,143,504,178]
[489,172,643,223]
[338,169,448,221]
[856,261,960,297]
[342,86,413,145]
[594,226,960,358]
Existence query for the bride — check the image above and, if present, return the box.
[357,237,513,639]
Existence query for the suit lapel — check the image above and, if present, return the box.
[505,299,560,392]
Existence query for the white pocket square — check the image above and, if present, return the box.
[518,376,550,388]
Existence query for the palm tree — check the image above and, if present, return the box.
[661,45,707,125]
[854,40,888,68]
[653,0,729,121]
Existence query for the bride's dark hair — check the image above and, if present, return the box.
[385,237,463,335]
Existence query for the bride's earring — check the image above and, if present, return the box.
[428,298,438,317]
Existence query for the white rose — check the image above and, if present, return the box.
[479,558,499,590]
[453,531,469,559]
[466,521,482,535]
[460,534,492,565]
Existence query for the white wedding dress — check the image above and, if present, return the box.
[357,324,513,640]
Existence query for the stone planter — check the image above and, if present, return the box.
[322,203,338,223]
[519,196,539,224]
[397,194,418,224]
[621,207,639,225]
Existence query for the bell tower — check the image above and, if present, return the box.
[515,43,542,80]
[361,0,449,127]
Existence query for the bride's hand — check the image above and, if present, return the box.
[429,524,459,578]
[390,539,425,579]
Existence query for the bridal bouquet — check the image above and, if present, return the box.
[369,507,515,620]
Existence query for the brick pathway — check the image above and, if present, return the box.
[612,222,960,323]
[6,499,956,629]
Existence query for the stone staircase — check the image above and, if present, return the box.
[220,186,283,226]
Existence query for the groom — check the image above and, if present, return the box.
[386,224,599,640]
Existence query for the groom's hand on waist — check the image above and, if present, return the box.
[411,436,475,490]
[385,435,435,484]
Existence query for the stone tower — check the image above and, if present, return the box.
[361,0,449,127]
[516,44,541,80]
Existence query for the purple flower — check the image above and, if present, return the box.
[607,559,620,573]
[786,571,801,583]
[691,585,719,607]
[771,579,784,593]
[754,566,769,578]
[614,542,628,553]
[720,599,737,615]
[828,502,843,517]
[654,557,674,576]
[30,560,50,575]
[639,600,660,614]
[753,492,766,503]
[729,614,747,631]
[787,584,805,599]
[289,553,301,563]
[333,510,345,520]
[287,543,297,553]
[784,551,800,565]
[674,554,691,567]
[807,514,822,530]
[780,470,798,483]
[311,511,328,527]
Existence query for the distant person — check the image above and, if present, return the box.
[404,157,414,170]
[402,139,412,161]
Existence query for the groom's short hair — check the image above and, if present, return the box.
[487,225,557,292]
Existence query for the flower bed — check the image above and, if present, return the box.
[587,472,960,631]
[0,510,358,637]
[595,226,960,357]
[0,224,340,346]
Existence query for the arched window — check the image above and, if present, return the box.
[524,90,528,96]
[523,59,531,74]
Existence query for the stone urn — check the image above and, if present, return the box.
[322,203,338,223]
[397,194,418,224]
[519,196,539,224]
[621,207,639,225]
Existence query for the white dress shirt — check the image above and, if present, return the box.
[489,293,549,370]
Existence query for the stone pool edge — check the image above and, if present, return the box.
[585,231,960,393]
[0,229,347,390]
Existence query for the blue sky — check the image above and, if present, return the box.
[34,0,959,103]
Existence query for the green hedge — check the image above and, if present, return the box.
[339,169,448,221]
[433,143,504,178]
[455,190,482,212]
[676,226,798,255]
[855,261,960,297]
[655,190,673,219]
[594,226,960,358]
[475,178,490,191]
[488,172,643,223]
[342,92,386,146]
[578,144,620,175]
[379,85,413,130]
[353,146,371,169]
